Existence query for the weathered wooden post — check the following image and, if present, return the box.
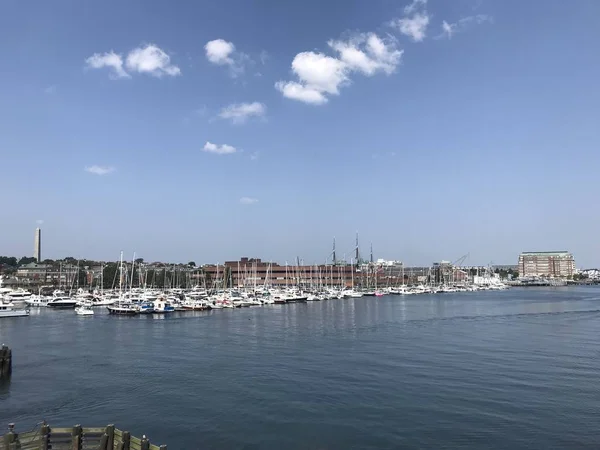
[3,423,16,448]
[0,345,12,378]
[99,433,109,450]
[140,435,150,450]
[71,424,83,450]
[159,445,167,450]
[40,422,50,450]
[121,431,131,450]
[105,424,115,450]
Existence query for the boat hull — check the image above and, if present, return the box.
[0,310,30,318]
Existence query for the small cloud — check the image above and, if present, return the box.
[205,39,252,78]
[203,141,237,155]
[437,15,493,39]
[250,151,259,161]
[44,85,57,95]
[276,32,401,105]
[85,165,115,175]
[218,102,266,124]
[85,51,130,79]
[126,44,181,77]
[36,219,44,225]
[404,0,427,14]
[390,0,430,43]
[259,50,269,65]
[388,151,397,156]
[240,197,258,205]
[85,44,180,79]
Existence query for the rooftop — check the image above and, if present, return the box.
[521,251,571,255]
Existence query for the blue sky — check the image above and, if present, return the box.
[1,0,599,267]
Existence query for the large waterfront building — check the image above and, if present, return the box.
[518,251,575,278]
[34,228,41,262]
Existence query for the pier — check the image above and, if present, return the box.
[1,423,166,450]
[0,346,11,379]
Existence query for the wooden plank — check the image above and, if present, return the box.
[114,429,123,439]
[130,436,142,445]
[82,428,106,434]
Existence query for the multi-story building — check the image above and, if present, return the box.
[518,251,575,278]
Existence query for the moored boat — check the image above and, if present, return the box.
[0,300,30,318]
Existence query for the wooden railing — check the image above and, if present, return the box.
[2,423,167,450]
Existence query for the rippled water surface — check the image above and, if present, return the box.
[2,287,600,449]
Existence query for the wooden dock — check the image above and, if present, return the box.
[0,346,11,379]
[2,423,167,450]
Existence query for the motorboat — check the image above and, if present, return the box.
[153,299,175,313]
[342,289,364,298]
[47,294,78,309]
[139,302,155,314]
[75,305,94,316]
[3,288,33,301]
[107,302,139,315]
[25,295,51,307]
[0,300,30,318]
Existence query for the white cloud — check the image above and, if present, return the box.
[438,15,493,39]
[239,197,258,205]
[328,33,402,76]
[250,151,259,161]
[404,0,427,14]
[259,50,269,65]
[391,12,430,42]
[276,33,402,105]
[205,39,235,65]
[218,102,266,124]
[205,39,250,77]
[44,85,57,95]
[85,165,115,175]
[203,141,237,155]
[85,51,130,79]
[125,44,180,77]
[390,0,430,43]
[275,81,329,105]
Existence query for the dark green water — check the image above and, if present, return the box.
[2,287,600,449]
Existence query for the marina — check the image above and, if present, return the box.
[1,287,600,449]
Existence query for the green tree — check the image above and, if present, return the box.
[135,258,144,264]
[188,261,196,267]
[0,256,18,267]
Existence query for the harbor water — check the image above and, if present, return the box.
[2,287,600,449]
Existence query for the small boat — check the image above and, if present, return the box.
[153,299,175,313]
[139,302,155,314]
[375,291,385,297]
[75,305,94,316]
[107,302,139,315]
[0,300,30,318]
[47,296,78,309]
[3,288,33,301]
[25,295,50,307]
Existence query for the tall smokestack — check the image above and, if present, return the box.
[34,228,41,262]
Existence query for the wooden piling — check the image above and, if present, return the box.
[72,424,83,450]
[3,423,17,450]
[122,431,131,450]
[40,423,50,450]
[140,435,150,450]
[99,433,109,450]
[0,345,12,378]
[106,424,115,450]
